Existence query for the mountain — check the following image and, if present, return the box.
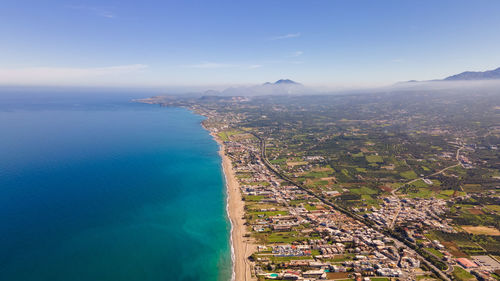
[272,79,301,85]
[444,67,500,81]
[262,79,301,86]
[396,67,500,85]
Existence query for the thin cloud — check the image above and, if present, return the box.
[99,12,116,19]
[248,64,263,69]
[289,51,304,57]
[68,5,116,19]
[270,32,301,40]
[0,64,148,85]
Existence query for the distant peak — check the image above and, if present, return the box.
[263,79,301,85]
[274,79,300,85]
[399,67,500,84]
[444,66,500,81]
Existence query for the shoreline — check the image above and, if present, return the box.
[138,104,256,281]
[209,131,256,281]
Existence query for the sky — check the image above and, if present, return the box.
[1,0,500,89]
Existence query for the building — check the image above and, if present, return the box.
[457,258,478,268]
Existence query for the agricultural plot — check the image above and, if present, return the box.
[365,155,384,163]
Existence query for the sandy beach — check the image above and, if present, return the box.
[212,133,257,281]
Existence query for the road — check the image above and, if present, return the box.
[253,133,452,281]
[388,144,465,229]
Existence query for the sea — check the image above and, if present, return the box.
[0,90,232,281]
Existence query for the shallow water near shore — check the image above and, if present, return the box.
[0,93,232,281]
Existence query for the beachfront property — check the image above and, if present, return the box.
[202,117,434,281]
[141,87,500,281]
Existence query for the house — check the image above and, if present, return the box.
[302,270,326,279]
[457,258,478,268]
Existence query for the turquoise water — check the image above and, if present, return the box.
[0,94,232,281]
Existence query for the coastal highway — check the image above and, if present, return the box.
[251,132,451,281]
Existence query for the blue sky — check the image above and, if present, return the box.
[1,0,500,88]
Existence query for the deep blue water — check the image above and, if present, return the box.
[0,93,232,281]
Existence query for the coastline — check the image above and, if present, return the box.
[136,104,256,280]
[210,131,257,281]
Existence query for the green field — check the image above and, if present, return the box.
[410,179,429,188]
[244,195,264,201]
[217,130,240,141]
[352,152,364,157]
[400,170,418,179]
[486,205,500,213]
[351,186,378,195]
[366,155,384,163]
[247,181,271,186]
[267,255,312,262]
[267,231,305,243]
[407,188,433,198]
[304,204,317,211]
[306,171,330,178]
[309,180,329,188]
[269,158,286,165]
[236,172,253,178]
[425,247,444,258]
[249,210,288,217]
[452,266,475,281]
[321,254,355,263]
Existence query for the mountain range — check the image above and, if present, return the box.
[198,66,500,97]
[444,67,500,81]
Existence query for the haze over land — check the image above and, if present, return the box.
[135,66,500,97]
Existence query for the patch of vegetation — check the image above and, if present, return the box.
[425,247,444,258]
[304,204,317,211]
[366,155,384,163]
[217,130,240,141]
[267,231,306,243]
[400,170,418,179]
[350,186,378,195]
[410,179,429,188]
[244,195,264,202]
[406,188,433,198]
[452,266,475,281]
[352,152,364,157]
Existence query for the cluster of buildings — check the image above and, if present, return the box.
[364,196,454,235]
[219,133,427,280]
[204,114,499,281]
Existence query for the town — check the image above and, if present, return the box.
[139,89,500,281]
